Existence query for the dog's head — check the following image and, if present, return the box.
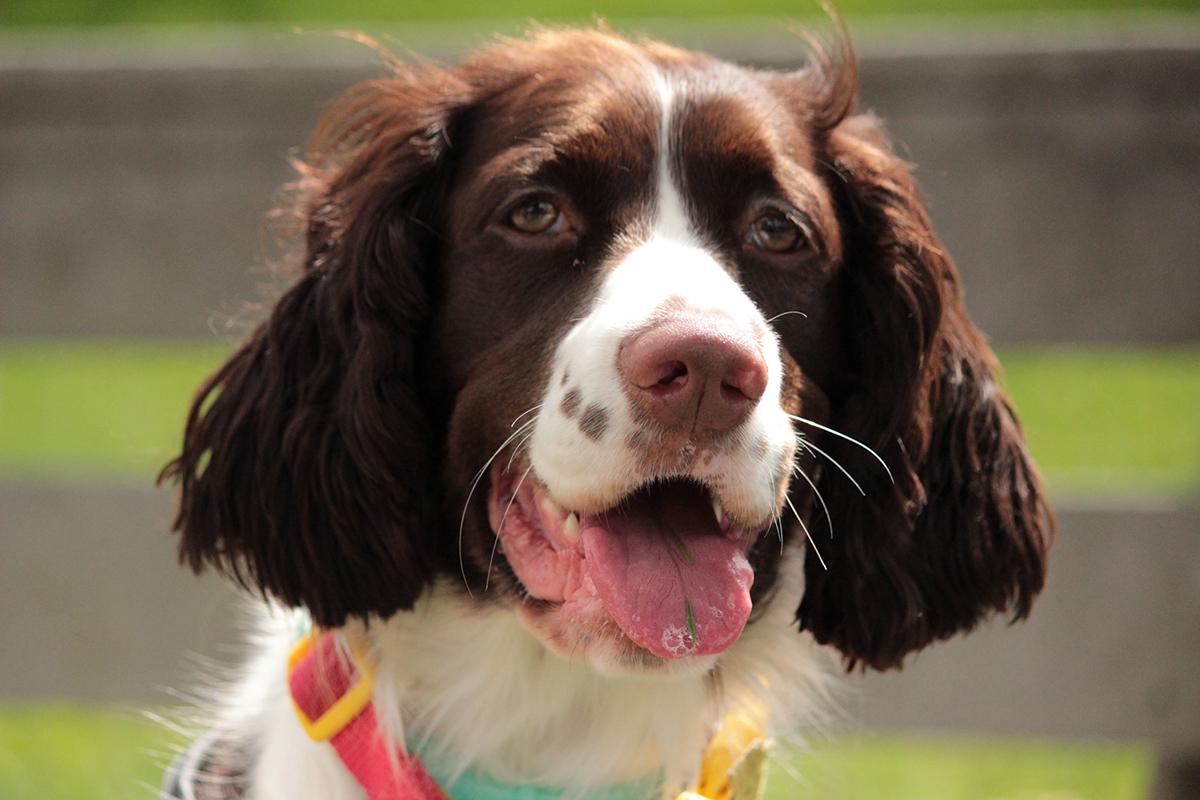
[163,30,1052,675]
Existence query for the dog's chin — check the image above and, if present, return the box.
[513,600,721,679]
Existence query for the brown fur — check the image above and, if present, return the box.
[162,28,1052,671]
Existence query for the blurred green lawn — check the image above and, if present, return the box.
[0,703,1157,800]
[2,0,1198,27]
[1,339,1197,500]
[0,340,231,484]
[0,705,170,800]
[999,346,1200,500]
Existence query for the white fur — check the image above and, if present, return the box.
[198,550,832,800]
[651,70,692,245]
[528,66,796,524]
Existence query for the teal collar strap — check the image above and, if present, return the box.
[411,740,661,800]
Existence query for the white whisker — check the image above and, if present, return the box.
[791,459,833,539]
[785,492,826,570]
[505,430,537,472]
[799,438,865,497]
[509,403,544,429]
[766,310,808,324]
[770,513,784,554]
[788,414,894,484]
[486,463,534,592]
[459,417,538,595]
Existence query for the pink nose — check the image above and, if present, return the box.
[618,316,768,433]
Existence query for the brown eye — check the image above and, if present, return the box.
[509,198,561,234]
[750,213,804,253]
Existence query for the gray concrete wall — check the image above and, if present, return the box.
[3,483,1198,751]
[0,484,239,700]
[854,504,1200,751]
[859,46,1200,343]
[2,33,1198,341]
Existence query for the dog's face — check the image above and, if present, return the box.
[164,31,1052,675]
[432,37,845,674]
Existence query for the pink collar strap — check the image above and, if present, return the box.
[288,629,448,800]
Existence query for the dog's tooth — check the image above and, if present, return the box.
[540,495,566,520]
[563,513,581,543]
[712,496,724,524]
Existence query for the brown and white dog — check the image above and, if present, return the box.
[161,27,1052,800]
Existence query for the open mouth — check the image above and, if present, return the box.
[488,465,758,659]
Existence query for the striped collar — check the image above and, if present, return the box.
[287,629,771,800]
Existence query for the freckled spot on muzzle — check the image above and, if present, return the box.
[579,404,611,441]
[560,388,583,418]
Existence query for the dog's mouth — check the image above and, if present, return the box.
[487,465,757,659]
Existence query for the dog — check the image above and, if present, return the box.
[160,26,1053,800]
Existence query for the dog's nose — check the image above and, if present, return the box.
[619,316,768,433]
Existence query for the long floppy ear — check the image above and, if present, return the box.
[160,68,468,629]
[796,108,1054,671]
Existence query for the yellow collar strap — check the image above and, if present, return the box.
[679,713,771,800]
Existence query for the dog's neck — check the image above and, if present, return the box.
[358,564,828,799]
[364,584,713,794]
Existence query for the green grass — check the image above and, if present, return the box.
[771,735,1156,800]
[0,339,231,484]
[996,346,1200,500]
[0,704,174,800]
[0,703,1156,800]
[2,0,1198,27]
[1,339,1198,497]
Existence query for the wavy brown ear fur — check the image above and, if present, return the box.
[160,68,468,629]
[796,103,1054,671]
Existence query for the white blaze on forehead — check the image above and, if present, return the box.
[598,66,762,331]
[595,239,764,330]
[525,61,796,520]
[650,67,693,245]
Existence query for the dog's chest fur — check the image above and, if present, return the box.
[229,582,830,800]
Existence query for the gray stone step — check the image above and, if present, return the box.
[2,28,1198,341]
[2,482,1196,752]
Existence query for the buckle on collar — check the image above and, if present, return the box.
[288,629,378,743]
[679,713,771,800]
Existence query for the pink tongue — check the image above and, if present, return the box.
[581,482,753,658]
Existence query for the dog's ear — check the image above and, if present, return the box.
[160,69,469,628]
[795,106,1054,671]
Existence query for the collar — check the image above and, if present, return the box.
[411,744,661,800]
[288,630,770,800]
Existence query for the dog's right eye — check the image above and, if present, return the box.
[748,212,805,254]
[509,199,562,234]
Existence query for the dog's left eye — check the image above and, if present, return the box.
[748,213,806,254]
[509,198,562,234]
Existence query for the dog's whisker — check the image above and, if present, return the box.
[486,463,534,592]
[791,461,833,539]
[785,492,826,570]
[509,403,544,429]
[766,310,808,324]
[788,414,894,484]
[505,429,537,472]
[799,438,866,497]
[459,417,538,596]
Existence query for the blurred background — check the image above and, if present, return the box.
[1,1,1197,799]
